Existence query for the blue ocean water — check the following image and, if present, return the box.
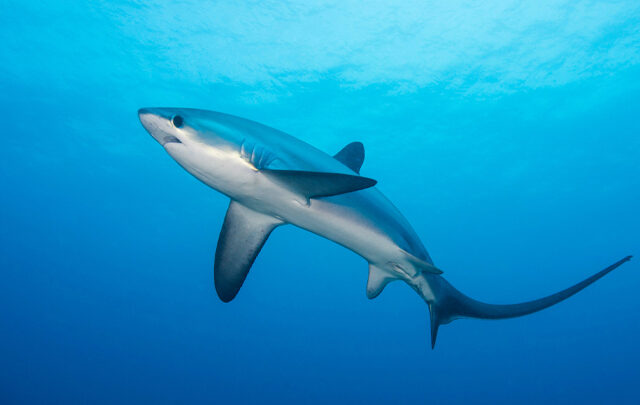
[1,1,639,403]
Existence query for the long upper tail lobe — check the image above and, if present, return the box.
[417,256,632,348]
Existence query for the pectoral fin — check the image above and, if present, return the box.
[261,169,377,204]
[214,201,283,302]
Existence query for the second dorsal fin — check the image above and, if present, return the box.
[334,142,365,174]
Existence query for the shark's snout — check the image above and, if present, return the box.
[138,108,182,146]
[138,108,155,133]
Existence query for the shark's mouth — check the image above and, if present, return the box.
[162,135,182,146]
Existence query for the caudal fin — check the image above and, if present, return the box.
[422,256,632,349]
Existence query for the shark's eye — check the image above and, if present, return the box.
[171,115,184,128]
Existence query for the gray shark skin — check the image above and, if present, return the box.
[138,107,631,348]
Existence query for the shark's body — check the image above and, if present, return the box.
[139,107,631,347]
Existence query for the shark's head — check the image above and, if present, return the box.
[138,107,277,193]
[137,107,244,151]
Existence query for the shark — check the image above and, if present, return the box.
[138,107,631,348]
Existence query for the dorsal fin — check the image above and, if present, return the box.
[333,142,365,174]
[214,201,282,302]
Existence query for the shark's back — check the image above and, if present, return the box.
[202,110,433,263]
